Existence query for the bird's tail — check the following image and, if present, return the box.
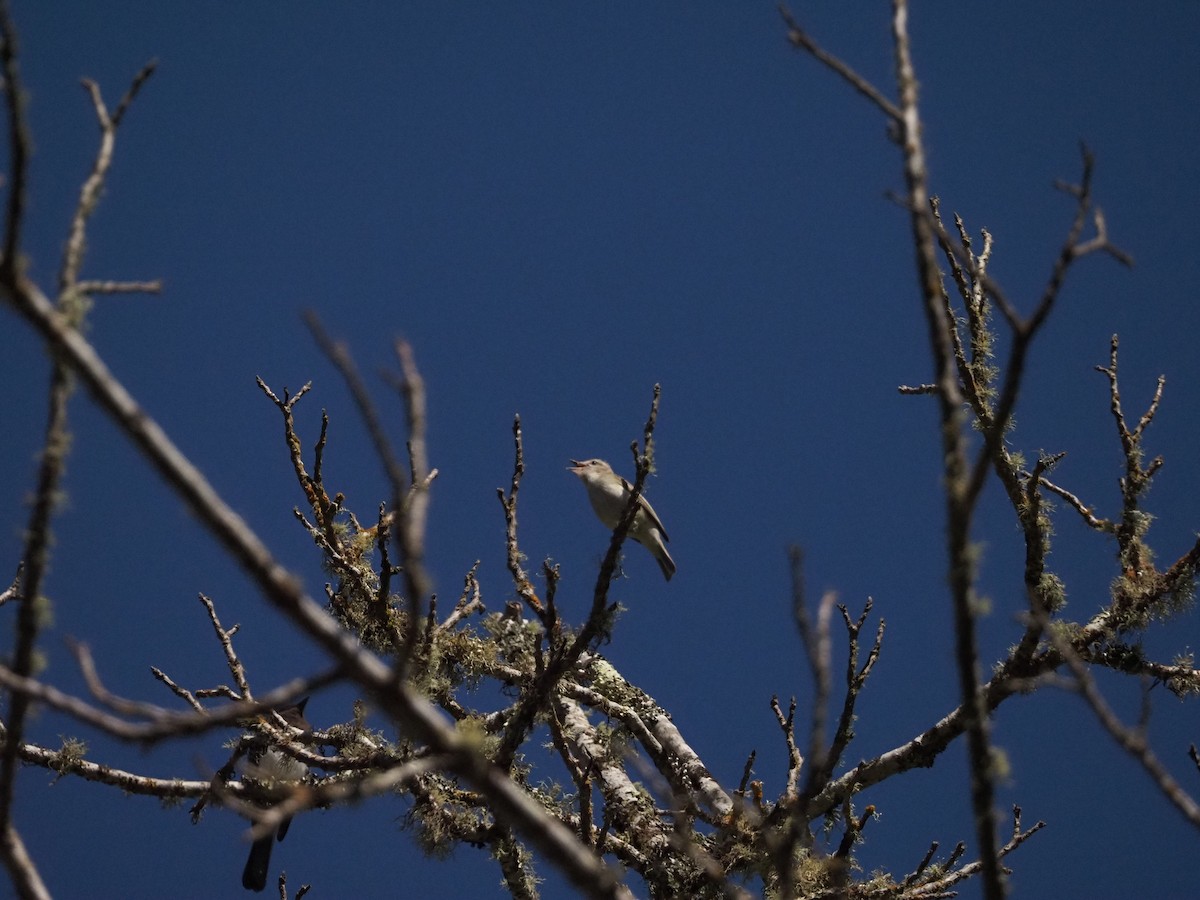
[655,544,676,581]
[242,833,273,892]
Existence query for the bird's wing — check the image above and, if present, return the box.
[619,475,670,542]
[639,495,669,542]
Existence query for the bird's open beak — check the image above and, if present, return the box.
[567,459,583,470]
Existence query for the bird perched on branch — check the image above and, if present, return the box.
[568,458,675,581]
[240,698,312,892]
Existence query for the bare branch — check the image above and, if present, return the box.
[198,593,253,700]
[149,667,203,713]
[0,0,31,280]
[1035,475,1114,534]
[771,695,803,801]
[0,824,49,900]
[903,808,1044,898]
[0,563,20,607]
[74,279,163,296]
[497,414,544,617]
[392,339,436,647]
[778,4,902,123]
[59,61,157,300]
[788,548,832,793]
[437,563,485,632]
[1038,608,1200,829]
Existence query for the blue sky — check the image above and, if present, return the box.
[2,3,1199,898]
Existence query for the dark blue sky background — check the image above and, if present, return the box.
[2,3,1199,898]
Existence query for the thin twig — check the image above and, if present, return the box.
[778,4,902,123]
[1036,607,1200,829]
[74,279,163,295]
[0,0,31,280]
[59,61,157,300]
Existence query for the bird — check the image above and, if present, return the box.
[241,698,312,892]
[568,458,675,581]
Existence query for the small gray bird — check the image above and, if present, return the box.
[241,698,312,892]
[568,458,676,581]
